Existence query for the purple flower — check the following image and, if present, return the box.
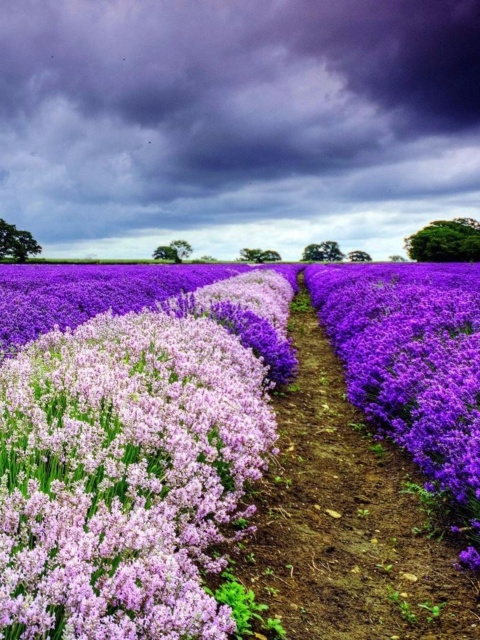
[305,262,480,570]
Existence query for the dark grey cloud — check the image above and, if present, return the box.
[274,0,480,133]
[0,0,478,257]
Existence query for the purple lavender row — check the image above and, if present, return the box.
[194,269,299,385]
[0,263,256,357]
[305,262,480,570]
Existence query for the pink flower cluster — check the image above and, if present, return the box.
[0,271,294,638]
[193,270,295,336]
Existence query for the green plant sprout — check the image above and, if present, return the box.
[369,443,386,458]
[418,600,447,623]
[387,587,417,624]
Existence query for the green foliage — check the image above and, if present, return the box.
[213,580,268,638]
[153,240,193,263]
[169,239,193,262]
[301,241,344,262]
[369,443,386,458]
[417,600,447,623]
[401,481,450,538]
[265,617,287,637]
[357,508,370,518]
[152,245,177,261]
[405,218,480,262]
[347,250,372,262]
[388,588,447,625]
[238,248,282,263]
[387,588,417,624]
[348,422,373,439]
[389,255,407,262]
[260,249,282,262]
[290,291,312,312]
[233,517,249,530]
[0,218,42,263]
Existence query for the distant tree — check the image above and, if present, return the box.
[0,219,42,263]
[405,219,480,262]
[199,255,217,262]
[153,240,193,264]
[347,250,372,262]
[389,255,407,262]
[301,244,324,261]
[238,248,263,263]
[152,245,177,261]
[260,250,282,262]
[238,248,282,263]
[11,230,42,263]
[169,240,193,263]
[238,248,264,263]
[0,219,17,258]
[302,241,344,262]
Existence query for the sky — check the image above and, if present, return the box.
[1,0,479,261]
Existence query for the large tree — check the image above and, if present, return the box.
[152,245,177,261]
[0,219,17,258]
[347,250,372,262]
[302,241,344,262]
[153,240,193,263]
[405,219,480,262]
[0,219,42,263]
[238,248,282,263]
[259,249,281,262]
[169,240,193,263]
[238,248,263,263]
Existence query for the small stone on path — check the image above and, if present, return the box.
[325,509,342,519]
[400,572,418,582]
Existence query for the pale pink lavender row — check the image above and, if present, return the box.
[0,270,296,638]
[305,263,480,570]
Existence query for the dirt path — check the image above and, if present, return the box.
[232,277,480,639]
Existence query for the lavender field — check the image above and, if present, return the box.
[305,262,480,569]
[4,260,480,638]
[0,264,252,358]
[0,264,300,639]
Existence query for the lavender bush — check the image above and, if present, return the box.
[0,269,297,637]
[162,269,299,386]
[305,262,480,569]
[253,263,303,293]
[208,301,298,386]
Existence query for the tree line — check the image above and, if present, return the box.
[154,218,480,263]
[152,240,387,263]
[5,215,480,264]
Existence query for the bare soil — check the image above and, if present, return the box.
[229,276,480,639]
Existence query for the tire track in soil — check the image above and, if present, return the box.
[232,275,480,640]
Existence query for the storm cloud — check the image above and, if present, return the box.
[0,0,478,260]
